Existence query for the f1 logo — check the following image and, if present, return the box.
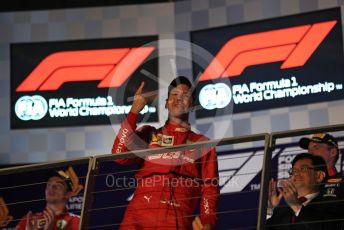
[199,20,337,81]
[16,47,155,92]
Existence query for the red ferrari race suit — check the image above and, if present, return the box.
[15,210,80,230]
[112,112,219,229]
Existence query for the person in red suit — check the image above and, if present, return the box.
[16,167,82,230]
[112,76,219,229]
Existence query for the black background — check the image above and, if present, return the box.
[11,36,159,129]
[191,8,344,118]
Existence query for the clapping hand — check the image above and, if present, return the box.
[279,180,299,205]
[268,178,282,209]
[0,197,12,227]
[278,179,302,213]
[25,208,56,230]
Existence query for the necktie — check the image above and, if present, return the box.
[298,196,307,204]
[291,196,308,223]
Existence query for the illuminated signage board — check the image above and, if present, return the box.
[11,36,158,129]
[191,8,344,118]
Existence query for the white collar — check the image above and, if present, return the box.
[300,192,319,206]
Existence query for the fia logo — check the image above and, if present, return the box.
[15,95,48,121]
[199,83,232,110]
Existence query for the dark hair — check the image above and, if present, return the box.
[292,153,328,178]
[46,169,73,192]
[167,76,195,102]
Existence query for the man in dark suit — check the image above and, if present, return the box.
[266,153,341,230]
[299,133,344,228]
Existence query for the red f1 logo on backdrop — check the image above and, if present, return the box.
[199,20,337,81]
[16,47,155,92]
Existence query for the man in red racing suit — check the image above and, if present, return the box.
[112,76,219,229]
[15,168,81,230]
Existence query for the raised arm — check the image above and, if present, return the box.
[112,82,154,165]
